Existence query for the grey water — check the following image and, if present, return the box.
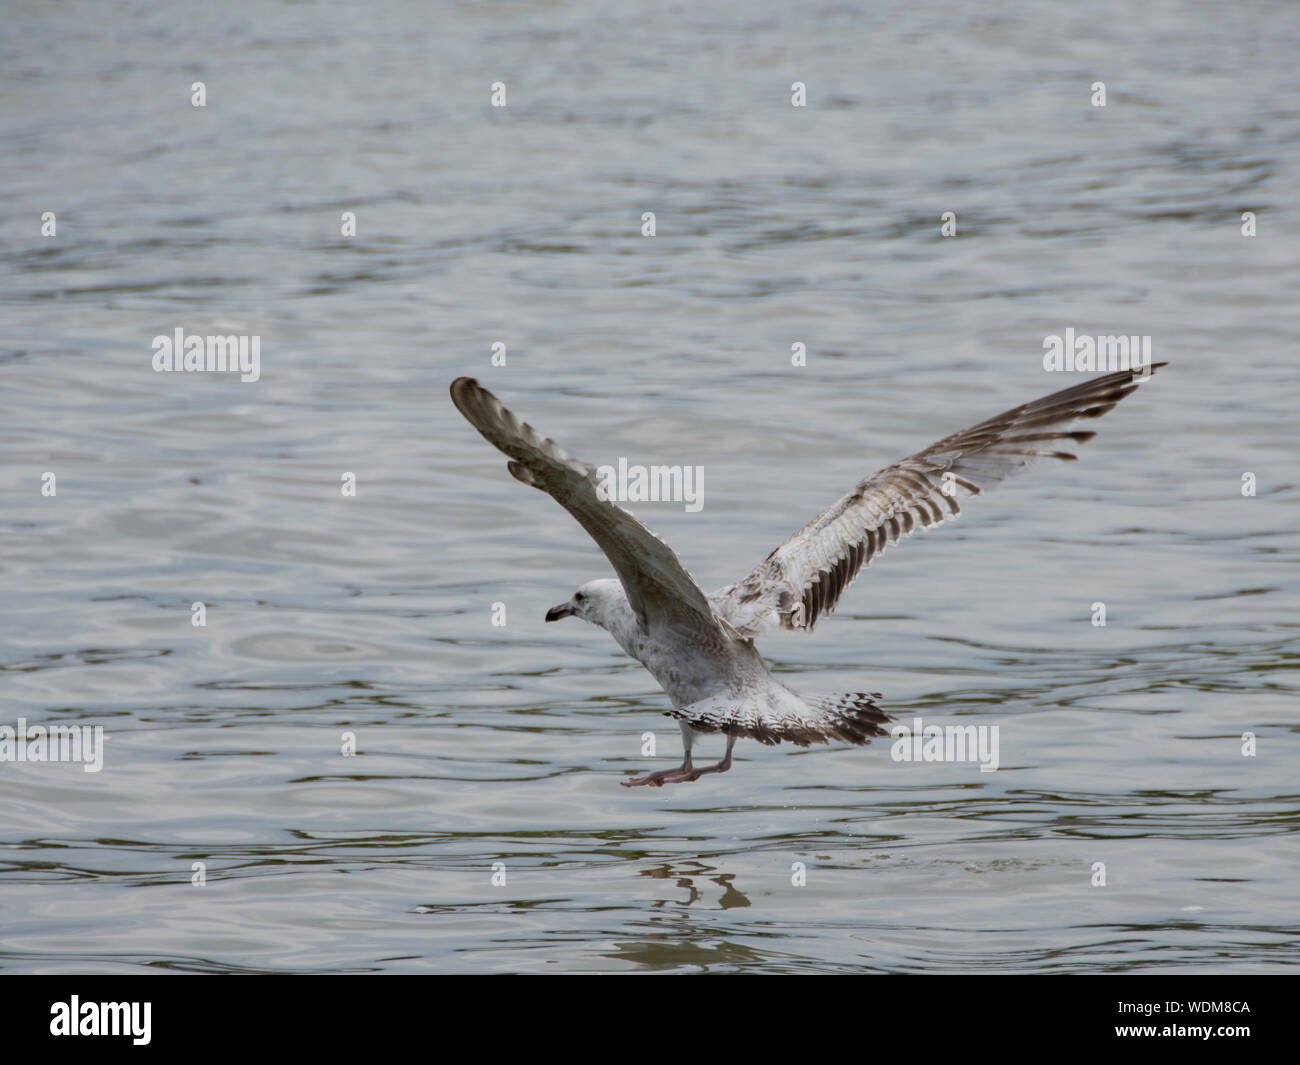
[1,1,1297,973]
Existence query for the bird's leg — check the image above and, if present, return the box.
[622,732,734,787]
[672,734,736,783]
[622,722,696,787]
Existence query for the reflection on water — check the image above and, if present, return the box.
[1,1,1298,972]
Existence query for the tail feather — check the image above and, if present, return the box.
[673,687,890,747]
[801,692,891,746]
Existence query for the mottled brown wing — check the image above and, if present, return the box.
[712,365,1165,636]
[450,377,724,636]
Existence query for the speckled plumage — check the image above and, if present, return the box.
[450,366,1163,780]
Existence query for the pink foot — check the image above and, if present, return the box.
[621,765,696,787]
[621,758,731,787]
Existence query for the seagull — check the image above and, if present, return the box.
[450,365,1163,786]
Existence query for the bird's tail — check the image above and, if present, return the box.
[799,691,892,746]
[675,687,890,747]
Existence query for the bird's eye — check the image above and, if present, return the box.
[574,592,585,602]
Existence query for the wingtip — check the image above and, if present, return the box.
[450,376,491,420]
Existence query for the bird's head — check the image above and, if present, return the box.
[545,578,624,628]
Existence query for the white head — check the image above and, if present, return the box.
[545,578,626,630]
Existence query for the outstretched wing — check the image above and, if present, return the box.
[712,365,1165,637]
[450,377,725,636]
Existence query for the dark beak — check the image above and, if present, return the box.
[545,601,574,622]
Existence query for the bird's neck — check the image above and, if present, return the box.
[596,591,644,659]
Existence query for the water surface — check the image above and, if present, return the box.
[1,1,1297,973]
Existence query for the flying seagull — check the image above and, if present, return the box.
[450,365,1163,786]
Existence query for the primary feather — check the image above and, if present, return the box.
[711,365,1165,636]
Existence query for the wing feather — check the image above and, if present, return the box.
[450,377,723,635]
[711,365,1165,636]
